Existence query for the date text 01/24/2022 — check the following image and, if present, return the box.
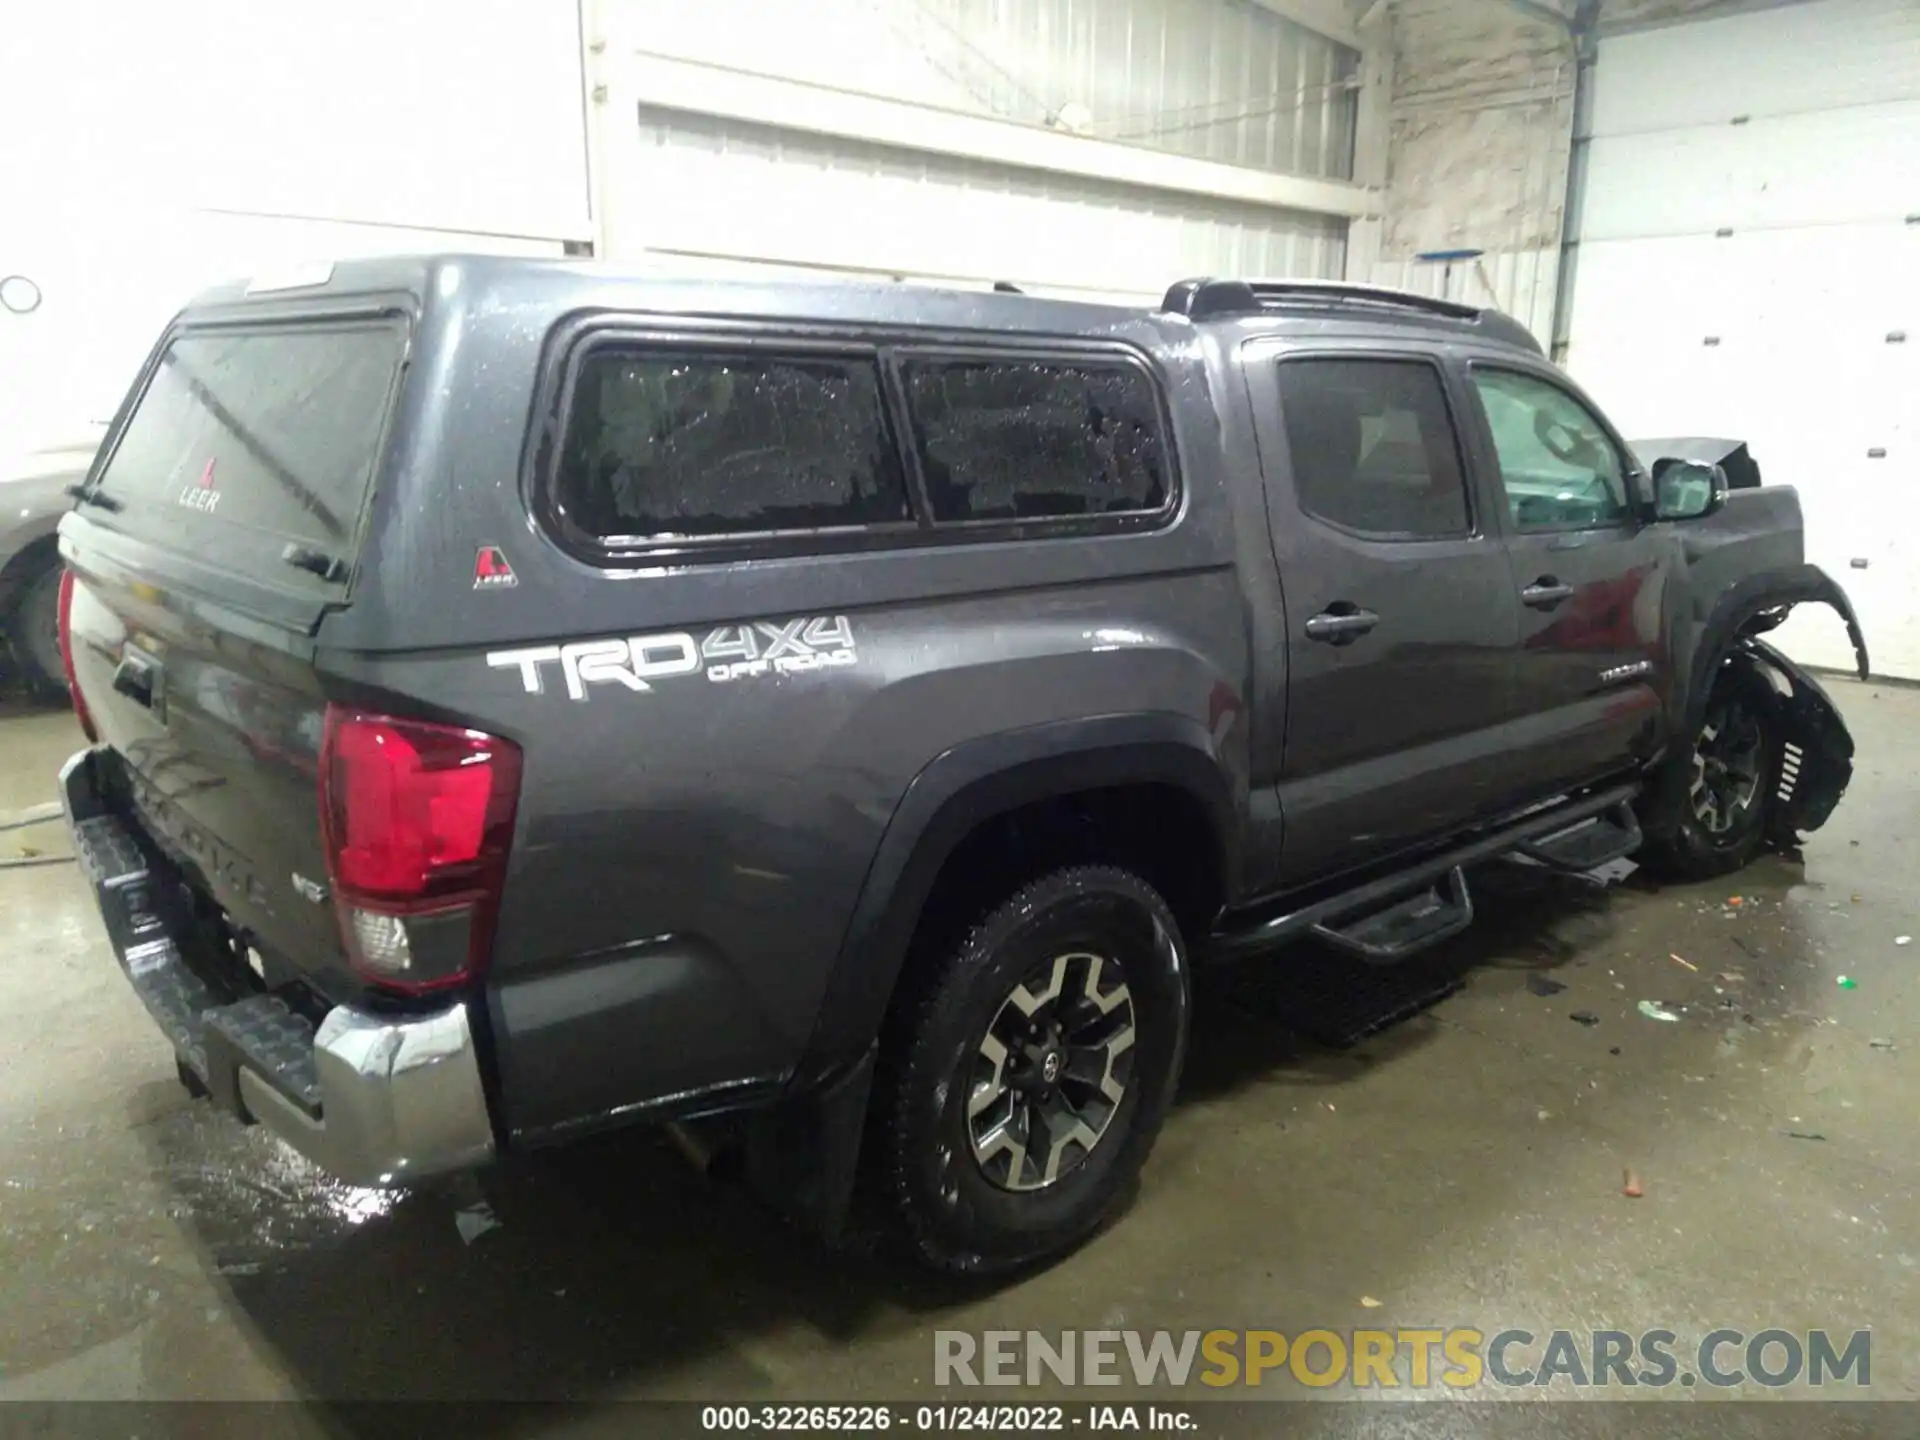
[699,1404,1197,1432]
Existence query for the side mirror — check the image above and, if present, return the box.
[1651,457,1728,521]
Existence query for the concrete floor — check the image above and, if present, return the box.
[2,682,1916,1427]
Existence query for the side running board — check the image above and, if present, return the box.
[1310,866,1473,964]
[1513,802,1642,874]
[1210,781,1641,966]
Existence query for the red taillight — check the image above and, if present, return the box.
[319,706,522,993]
[56,569,99,742]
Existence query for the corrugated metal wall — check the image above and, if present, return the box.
[1367,248,1562,347]
[907,0,1360,179]
[634,0,1359,182]
[622,110,1348,303]
[603,0,1360,293]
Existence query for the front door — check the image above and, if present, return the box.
[1459,363,1671,795]
[1246,344,1520,884]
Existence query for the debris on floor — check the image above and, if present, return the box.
[1785,1131,1828,1142]
[0,801,74,868]
[1637,1000,1683,1022]
[1571,1010,1600,1026]
[1837,976,1858,990]
[1360,1295,1382,1308]
[1584,857,1638,886]
[1669,953,1697,971]
[1870,1038,1897,1051]
[1727,896,1744,907]
[1622,1168,1643,1198]
[1526,973,1568,996]
[1897,936,1912,947]
[1609,1046,1622,1055]
[454,1202,501,1245]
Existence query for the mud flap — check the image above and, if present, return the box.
[741,1043,876,1243]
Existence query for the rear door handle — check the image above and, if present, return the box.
[1304,608,1380,644]
[1520,578,1575,609]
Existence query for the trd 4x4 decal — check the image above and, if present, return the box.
[488,616,856,701]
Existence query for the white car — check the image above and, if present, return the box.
[0,425,102,694]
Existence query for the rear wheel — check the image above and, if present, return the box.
[1641,662,1780,881]
[876,865,1189,1274]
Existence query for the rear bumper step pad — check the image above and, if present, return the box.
[67,804,323,1119]
[62,747,495,1186]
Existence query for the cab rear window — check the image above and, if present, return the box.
[95,321,406,584]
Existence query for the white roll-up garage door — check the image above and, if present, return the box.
[1564,0,1920,677]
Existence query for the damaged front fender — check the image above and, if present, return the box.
[1731,565,1869,683]
[1673,562,1869,734]
[1654,562,1866,845]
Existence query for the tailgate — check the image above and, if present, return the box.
[63,319,409,999]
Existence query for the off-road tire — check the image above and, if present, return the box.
[876,865,1190,1274]
[1639,661,1782,882]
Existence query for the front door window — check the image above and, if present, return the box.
[1473,369,1633,532]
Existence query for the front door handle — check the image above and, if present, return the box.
[1304,607,1380,644]
[1520,578,1575,609]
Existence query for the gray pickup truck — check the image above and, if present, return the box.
[55,259,1866,1273]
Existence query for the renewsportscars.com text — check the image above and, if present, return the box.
[934,1328,1871,1390]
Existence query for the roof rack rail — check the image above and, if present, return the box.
[1159,276,1542,354]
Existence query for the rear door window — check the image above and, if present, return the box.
[96,321,407,585]
[553,348,912,546]
[1277,357,1472,539]
[900,358,1170,523]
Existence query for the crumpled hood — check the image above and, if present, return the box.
[1629,436,1762,490]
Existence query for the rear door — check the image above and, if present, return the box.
[62,311,410,1001]
[1245,341,1519,884]
[1458,363,1672,793]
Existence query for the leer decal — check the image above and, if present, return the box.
[178,457,222,514]
[473,545,518,589]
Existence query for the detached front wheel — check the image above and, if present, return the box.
[1642,662,1781,880]
[878,866,1190,1274]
